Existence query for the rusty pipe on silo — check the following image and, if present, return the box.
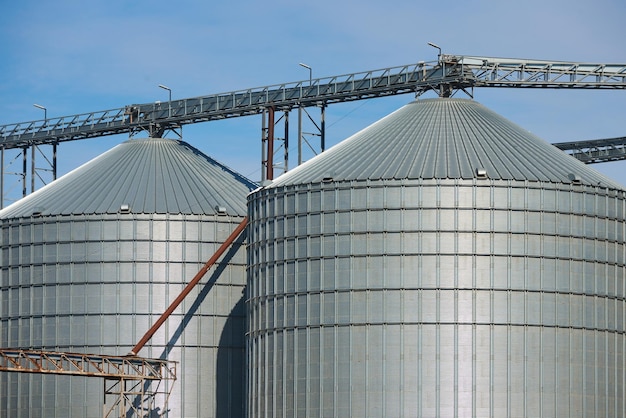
[129,216,249,356]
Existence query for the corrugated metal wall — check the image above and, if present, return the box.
[247,179,626,417]
[1,212,247,418]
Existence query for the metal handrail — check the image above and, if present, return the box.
[1,56,625,149]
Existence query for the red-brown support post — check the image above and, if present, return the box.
[129,217,249,356]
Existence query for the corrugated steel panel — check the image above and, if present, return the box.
[1,213,248,418]
[247,180,626,417]
[247,98,626,417]
[0,138,257,218]
[0,138,252,417]
[269,98,624,190]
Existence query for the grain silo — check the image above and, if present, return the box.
[246,98,626,417]
[0,137,256,418]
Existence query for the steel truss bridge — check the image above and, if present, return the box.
[553,135,626,164]
[1,54,626,206]
[0,349,176,417]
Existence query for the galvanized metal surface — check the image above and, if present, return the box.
[0,139,251,418]
[131,216,249,356]
[248,179,626,417]
[0,137,256,218]
[1,213,248,418]
[269,98,624,189]
[247,99,626,417]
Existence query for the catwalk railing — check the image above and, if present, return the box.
[1,55,625,149]
[553,136,626,164]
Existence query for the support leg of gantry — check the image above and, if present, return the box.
[297,103,326,167]
[262,107,291,181]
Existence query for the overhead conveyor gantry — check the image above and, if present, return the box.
[2,55,626,149]
[1,54,625,204]
[553,136,626,164]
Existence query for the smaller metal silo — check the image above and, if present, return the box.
[246,98,626,418]
[0,138,256,418]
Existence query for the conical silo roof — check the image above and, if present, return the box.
[0,138,257,218]
[270,98,624,189]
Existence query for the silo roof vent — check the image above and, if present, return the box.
[31,206,45,217]
[568,173,582,184]
[475,168,488,179]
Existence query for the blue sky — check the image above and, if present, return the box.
[1,0,624,202]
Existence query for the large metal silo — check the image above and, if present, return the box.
[246,98,626,417]
[0,138,256,418]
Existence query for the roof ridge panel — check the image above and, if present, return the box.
[269,98,625,190]
[0,138,257,218]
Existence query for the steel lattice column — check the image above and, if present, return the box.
[0,143,57,208]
